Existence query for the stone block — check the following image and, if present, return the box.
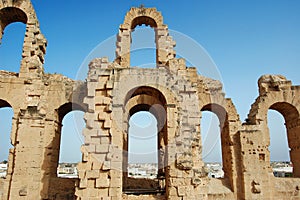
[177,186,186,196]
[109,187,121,197]
[86,170,100,179]
[100,136,111,144]
[102,161,111,171]
[95,144,110,153]
[95,174,110,188]
[79,178,88,189]
[110,177,121,188]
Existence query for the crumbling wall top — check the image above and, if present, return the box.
[258,74,292,95]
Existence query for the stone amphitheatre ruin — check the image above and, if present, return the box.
[0,0,300,199]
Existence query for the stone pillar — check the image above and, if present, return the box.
[8,107,46,199]
[116,28,131,68]
[41,117,62,199]
[156,26,176,68]
[286,119,300,177]
[76,59,122,199]
[19,17,47,79]
[239,128,273,200]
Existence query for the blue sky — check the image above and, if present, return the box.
[0,1,299,163]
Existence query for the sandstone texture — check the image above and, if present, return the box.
[0,1,300,199]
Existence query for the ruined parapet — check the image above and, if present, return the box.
[247,75,294,125]
[258,74,292,95]
[115,6,176,68]
[0,0,47,78]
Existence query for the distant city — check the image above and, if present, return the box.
[0,161,293,179]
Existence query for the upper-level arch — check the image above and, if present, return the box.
[121,7,163,30]
[0,7,27,36]
[246,75,300,179]
[0,1,47,78]
[247,75,300,126]
[115,7,176,68]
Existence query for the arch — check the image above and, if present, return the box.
[122,7,163,30]
[131,16,157,30]
[269,102,299,122]
[267,110,289,162]
[127,111,158,176]
[124,86,167,106]
[0,7,27,31]
[267,102,300,177]
[58,110,84,172]
[116,7,176,68]
[200,103,234,189]
[123,86,168,194]
[0,7,27,42]
[130,26,156,68]
[46,102,87,198]
[201,103,227,129]
[54,102,87,174]
[57,102,86,122]
[0,99,12,108]
[0,3,47,77]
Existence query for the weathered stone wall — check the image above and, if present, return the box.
[0,1,300,200]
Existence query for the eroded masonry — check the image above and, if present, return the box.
[0,1,300,199]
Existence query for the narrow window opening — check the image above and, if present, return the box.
[268,110,292,178]
[58,111,85,178]
[201,111,224,179]
[124,111,162,193]
[0,107,14,178]
[130,25,156,68]
[0,22,26,72]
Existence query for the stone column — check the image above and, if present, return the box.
[116,28,131,68]
[286,119,300,177]
[41,117,62,199]
[8,107,46,199]
[19,17,47,79]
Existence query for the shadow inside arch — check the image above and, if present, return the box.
[57,102,86,122]
[0,99,12,108]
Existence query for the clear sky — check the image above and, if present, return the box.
[0,0,300,163]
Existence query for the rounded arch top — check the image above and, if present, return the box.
[0,7,27,29]
[0,0,47,77]
[269,102,299,123]
[124,86,169,130]
[124,85,167,107]
[120,7,164,30]
[201,103,228,127]
[57,102,87,122]
[0,99,12,109]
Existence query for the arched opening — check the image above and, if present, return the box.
[56,103,86,178]
[131,16,157,30]
[128,111,158,165]
[123,86,167,195]
[130,24,156,68]
[129,16,158,68]
[0,102,13,179]
[0,7,27,72]
[0,108,14,162]
[201,103,233,184]
[268,102,300,177]
[201,111,223,178]
[127,111,159,189]
[47,103,86,199]
[58,110,85,178]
